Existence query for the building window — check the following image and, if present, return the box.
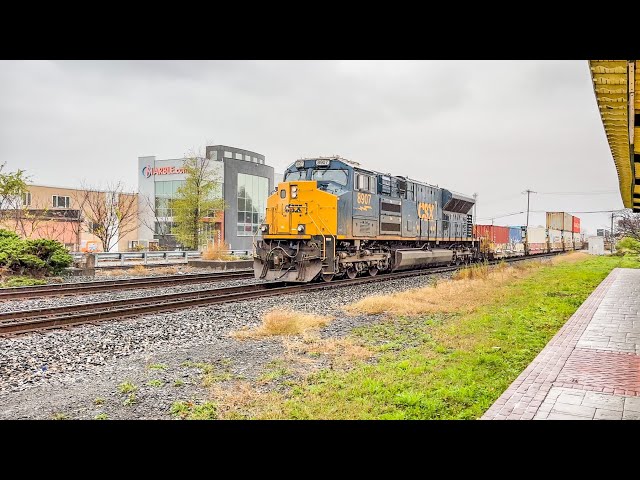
[224,151,232,158]
[235,153,243,160]
[22,192,31,206]
[237,173,269,236]
[52,195,70,208]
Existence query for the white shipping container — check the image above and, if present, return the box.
[549,229,563,243]
[563,213,573,231]
[526,226,547,244]
[562,230,573,241]
[546,212,565,231]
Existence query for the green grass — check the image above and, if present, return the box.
[147,379,164,387]
[94,413,109,420]
[170,400,217,420]
[117,381,137,394]
[148,363,168,370]
[181,361,232,386]
[258,360,291,383]
[51,412,68,420]
[93,398,105,406]
[123,393,137,406]
[173,380,185,387]
[1,276,47,288]
[253,254,639,419]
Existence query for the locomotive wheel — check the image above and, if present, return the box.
[346,268,357,279]
[368,266,378,277]
[321,273,334,282]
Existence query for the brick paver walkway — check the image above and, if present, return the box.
[482,268,640,420]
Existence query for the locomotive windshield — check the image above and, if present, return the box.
[311,169,348,186]
[284,170,307,181]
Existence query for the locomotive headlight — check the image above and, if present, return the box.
[260,224,268,233]
[297,224,305,233]
[315,158,330,167]
[295,160,305,168]
[291,185,298,198]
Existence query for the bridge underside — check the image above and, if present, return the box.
[589,60,639,212]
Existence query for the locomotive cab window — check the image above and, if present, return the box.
[311,168,347,186]
[284,170,307,181]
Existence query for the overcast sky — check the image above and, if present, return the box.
[0,60,624,234]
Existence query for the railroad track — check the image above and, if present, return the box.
[0,253,559,336]
[0,270,254,301]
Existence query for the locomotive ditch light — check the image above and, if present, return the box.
[295,160,305,168]
[315,158,330,167]
[291,185,298,198]
[297,224,305,233]
[260,224,269,233]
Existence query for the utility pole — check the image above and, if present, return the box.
[522,189,536,255]
[611,212,615,253]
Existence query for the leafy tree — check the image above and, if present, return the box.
[0,163,29,228]
[173,151,225,250]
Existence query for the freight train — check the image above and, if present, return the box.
[253,156,476,282]
[252,156,583,283]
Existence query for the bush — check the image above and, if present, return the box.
[616,237,640,256]
[0,229,73,276]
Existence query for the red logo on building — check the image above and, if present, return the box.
[142,165,187,178]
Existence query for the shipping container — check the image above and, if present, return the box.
[572,216,580,233]
[562,230,574,250]
[548,228,563,251]
[509,227,523,243]
[526,226,547,244]
[546,212,573,231]
[473,225,509,244]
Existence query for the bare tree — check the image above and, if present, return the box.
[138,192,174,248]
[77,182,138,252]
[616,209,640,241]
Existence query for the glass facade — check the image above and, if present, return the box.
[237,173,268,236]
[155,180,185,218]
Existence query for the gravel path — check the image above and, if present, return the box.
[0,258,546,419]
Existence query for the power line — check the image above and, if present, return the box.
[537,190,617,195]
[478,211,525,221]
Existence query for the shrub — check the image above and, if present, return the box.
[616,237,640,256]
[0,229,72,276]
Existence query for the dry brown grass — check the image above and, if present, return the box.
[232,308,333,339]
[552,252,589,265]
[209,381,283,419]
[98,265,193,278]
[202,242,237,261]
[283,335,373,368]
[345,263,543,317]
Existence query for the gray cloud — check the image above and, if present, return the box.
[0,60,622,234]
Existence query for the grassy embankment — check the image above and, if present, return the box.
[225,253,639,419]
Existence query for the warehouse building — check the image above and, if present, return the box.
[137,145,274,251]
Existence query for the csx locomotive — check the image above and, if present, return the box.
[253,156,476,282]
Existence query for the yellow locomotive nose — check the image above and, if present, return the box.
[263,181,337,238]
